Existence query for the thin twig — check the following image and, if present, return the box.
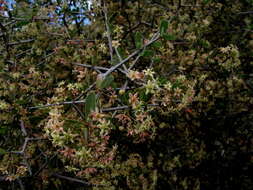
[73,63,109,71]
[237,11,253,15]
[101,103,159,112]
[22,154,32,176]
[17,179,25,190]
[33,154,57,177]
[3,20,16,27]
[37,52,55,66]
[10,138,45,154]
[101,32,160,78]
[103,2,114,62]
[115,47,128,73]
[8,39,34,46]
[74,82,96,101]
[20,120,27,137]
[129,51,143,70]
[101,105,129,112]
[28,100,86,109]
[0,15,51,21]
[52,173,94,186]
[72,104,86,120]
[16,48,33,58]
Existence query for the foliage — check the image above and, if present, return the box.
[0,0,252,189]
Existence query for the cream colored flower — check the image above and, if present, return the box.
[112,40,120,48]
[144,68,155,78]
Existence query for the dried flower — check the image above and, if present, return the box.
[112,40,120,48]
[127,70,144,80]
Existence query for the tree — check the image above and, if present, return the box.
[0,0,252,189]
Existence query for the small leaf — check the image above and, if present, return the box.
[83,128,89,142]
[141,50,154,57]
[160,19,169,35]
[203,0,211,4]
[162,34,176,41]
[0,148,7,155]
[135,32,143,49]
[152,57,161,63]
[85,92,96,117]
[0,126,7,135]
[152,41,162,48]
[97,75,114,89]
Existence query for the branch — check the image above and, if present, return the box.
[8,39,34,46]
[102,105,129,112]
[72,103,85,120]
[103,2,114,62]
[28,100,86,109]
[33,154,57,177]
[74,82,96,101]
[37,51,55,66]
[237,11,253,15]
[101,104,159,112]
[73,63,109,71]
[101,32,160,78]
[20,120,27,137]
[52,173,100,187]
[10,137,45,154]
[115,47,128,73]
[0,15,52,21]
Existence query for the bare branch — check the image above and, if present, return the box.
[33,154,57,177]
[28,100,86,109]
[103,2,114,62]
[115,47,128,73]
[22,154,32,176]
[74,82,96,101]
[17,179,25,190]
[73,63,109,71]
[20,120,27,137]
[102,105,129,112]
[72,104,86,120]
[10,138,45,154]
[101,104,159,112]
[237,11,253,14]
[52,173,94,186]
[101,32,160,79]
[8,39,34,46]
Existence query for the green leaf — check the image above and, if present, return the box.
[0,126,7,135]
[97,75,114,89]
[158,76,168,85]
[141,50,154,57]
[152,41,162,48]
[64,120,83,129]
[116,47,125,59]
[135,32,143,49]
[85,92,96,117]
[83,128,89,142]
[160,19,169,35]
[0,148,7,155]
[162,34,176,41]
[152,57,161,63]
[203,0,211,4]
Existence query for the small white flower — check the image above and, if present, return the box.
[164,82,172,91]
[112,40,120,48]
[144,68,155,78]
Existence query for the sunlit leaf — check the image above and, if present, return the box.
[97,75,114,89]
[135,32,143,49]
[160,19,169,35]
[85,92,96,117]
